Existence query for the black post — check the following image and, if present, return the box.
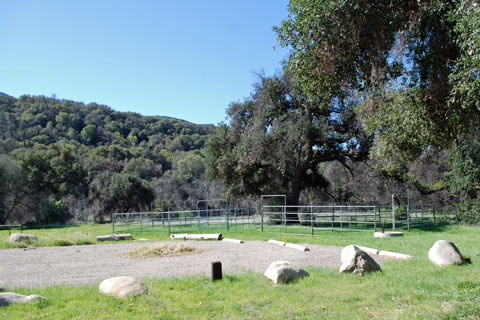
[211,261,222,281]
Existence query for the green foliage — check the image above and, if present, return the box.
[454,199,480,225]
[450,0,480,117]
[205,73,370,205]
[89,172,154,217]
[0,94,216,223]
[36,198,66,224]
[444,142,480,195]
[0,154,24,224]
[275,0,480,220]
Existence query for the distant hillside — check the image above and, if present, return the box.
[0,94,220,224]
[0,94,215,151]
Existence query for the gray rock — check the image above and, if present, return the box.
[99,276,147,298]
[0,292,46,307]
[428,240,469,266]
[264,261,310,284]
[339,245,381,276]
[6,233,38,244]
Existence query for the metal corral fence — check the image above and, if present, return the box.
[260,203,436,235]
[112,207,256,234]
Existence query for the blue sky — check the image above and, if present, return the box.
[0,0,289,124]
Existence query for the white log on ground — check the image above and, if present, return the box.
[355,245,380,256]
[170,233,222,240]
[267,239,286,246]
[377,250,412,260]
[222,238,244,244]
[285,243,310,252]
[97,234,132,242]
[352,245,411,260]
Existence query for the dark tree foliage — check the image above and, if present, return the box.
[275,0,480,222]
[0,94,217,223]
[205,73,371,210]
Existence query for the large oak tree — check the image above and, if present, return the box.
[205,73,370,212]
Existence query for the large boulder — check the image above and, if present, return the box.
[339,245,382,276]
[264,261,310,285]
[428,240,469,266]
[99,276,147,298]
[0,292,46,307]
[6,233,38,244]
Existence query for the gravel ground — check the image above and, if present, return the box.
[0,240,384,288]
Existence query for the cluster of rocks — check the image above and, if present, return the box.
[261,238,471,285]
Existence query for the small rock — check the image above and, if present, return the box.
[339,245,381,276]
[264,261,310,284]
[428,240,469,266]
[6,233,38,244]
[99,276,147,298]
[0,292,46,307]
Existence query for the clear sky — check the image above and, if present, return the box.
[0,0,289,124]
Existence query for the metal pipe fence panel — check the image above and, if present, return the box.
[260,204,435,235]
[112,207,256,235]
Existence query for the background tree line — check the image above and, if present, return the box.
[0,93,221,224]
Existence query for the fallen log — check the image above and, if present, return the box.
[355,245,380,256]
[353,245,411,260]
[377,250,411,260]
[97,234,132,242]
[222,238,244,244]
[267,239,286,246]
[170,233,222,240]
[285,243,310,252]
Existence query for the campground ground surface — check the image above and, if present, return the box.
[0,240,361,288]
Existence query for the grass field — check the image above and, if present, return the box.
[1,223,480,319]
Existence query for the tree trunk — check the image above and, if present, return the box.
[286,168,305,224]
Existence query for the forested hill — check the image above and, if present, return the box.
[0,94,219,224]
[0,94,214,151]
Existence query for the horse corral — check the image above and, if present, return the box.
[112,194,435,235]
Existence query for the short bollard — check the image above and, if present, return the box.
[212,261,222,281]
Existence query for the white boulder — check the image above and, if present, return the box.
[99,276,147,298]
[0,292,46,307]
[264,261,310,285]
[6,233,38,244]
[428,240,469,266]
[339,245,382,276]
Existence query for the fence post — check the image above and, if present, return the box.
[283,205,287,233]
[392,204,395,231]
[373,207,376,232]
[433,206,436,227]
[225,206,229,231]
[197,207,201,231]
[311,205,314,236]
[168,210,171,233]
[112,214,115,234]
[261,200,264,232]
[140,213,143,235]
[332,206,335,231]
